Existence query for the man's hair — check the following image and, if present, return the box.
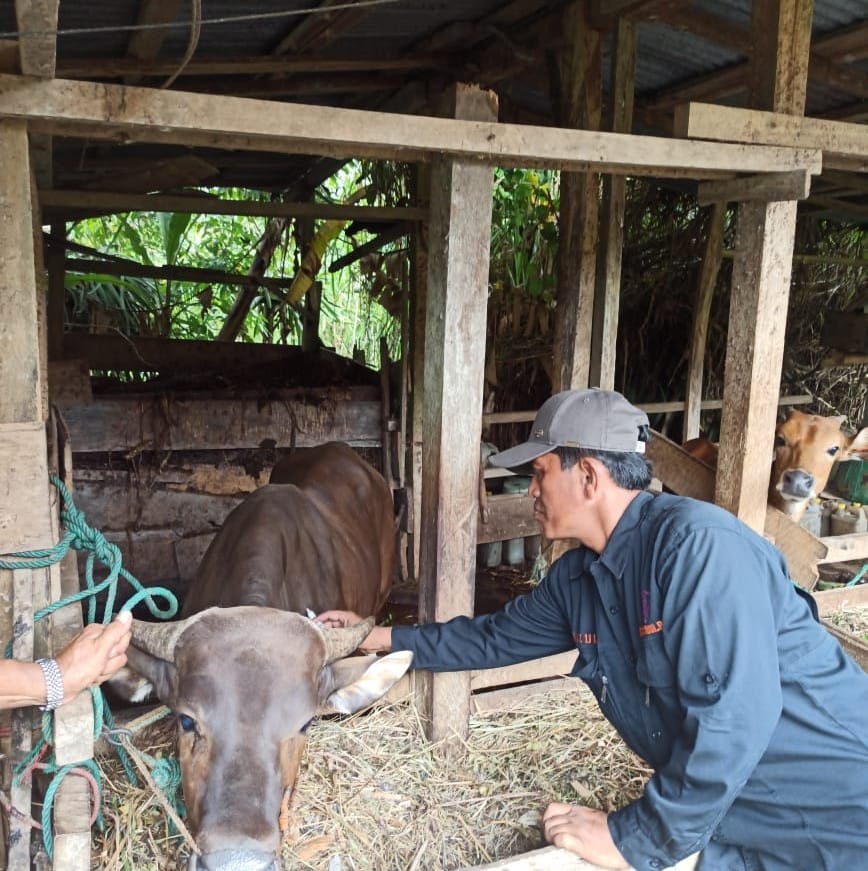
[553,445,653,491]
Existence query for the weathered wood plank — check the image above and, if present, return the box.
[683,203,725,441]
[457,844,698,870]
[62,392,382,453]
[476,493,537,545]
[0,422,51,552]
[416,84,496,746]
[470,651,577,692]
[40,189,426,222]
[818,532,868,564]
[0,120,43,424]
[675,102,868,160]
[813,583,868,615]
[0,75,822,179]
[696,170,811,205]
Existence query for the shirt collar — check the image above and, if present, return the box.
[597,490,655,578]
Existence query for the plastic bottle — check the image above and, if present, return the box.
[819,499,835,537]
[850,502,868,534]
[502,476,532,566]
[798,498,822,537]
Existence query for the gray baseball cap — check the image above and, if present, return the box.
[490,389,650,470]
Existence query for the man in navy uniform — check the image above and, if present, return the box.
[319,388,868,871]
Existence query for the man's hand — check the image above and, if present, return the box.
[55,610,133,701]
[315,610,392,654]
[543,803,629,870]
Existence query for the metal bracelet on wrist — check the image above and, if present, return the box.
[36,658,64,711]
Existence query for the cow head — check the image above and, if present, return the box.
[770,410,868,519]
[128,607,412,871]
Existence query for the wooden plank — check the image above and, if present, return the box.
[762,506,826,590]
[645,430,715,501]
[0,422,51,551]
[822,619,868,671]
[471,677,576,713]
[64,255,294,291]
[0,120,43,424]
[470,651,577,692]
[590,17,635,390]
[416,84,496,746]
[675,103,868,161]
[818,532,868,564]
[125,0,184,84]
[553,1,602,391]
[716,198,797,533]
[48,359,92,408]
[62,392,382,453]
[683,203,725,441]
[41,189,426,222]
[813,583,868,616]
[456,844,699,871]
[60,331,378,375]
[476,493,538,544]
[696,170,811,205]
[0,75,823,179]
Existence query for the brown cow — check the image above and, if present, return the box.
[125,442,411,871]
[684,410,868,520]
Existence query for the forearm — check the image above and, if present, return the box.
[0,660,50,710]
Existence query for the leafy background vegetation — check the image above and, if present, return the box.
[63,163,865,430]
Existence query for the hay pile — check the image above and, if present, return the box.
[824,603,868,643]
[93,681,650,870]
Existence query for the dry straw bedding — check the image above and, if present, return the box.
[92,606,868,869]
[93,680,651,870]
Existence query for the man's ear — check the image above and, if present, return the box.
[318,651,413,715]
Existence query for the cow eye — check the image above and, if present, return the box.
[826,446,840,457]
[774,435,786,447]
[178,714,197,733]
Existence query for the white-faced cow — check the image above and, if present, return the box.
[684,410,868,520]
[125,442,412,871]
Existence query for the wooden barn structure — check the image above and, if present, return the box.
[0,1,866,868]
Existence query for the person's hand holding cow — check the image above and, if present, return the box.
[315,610,392,654]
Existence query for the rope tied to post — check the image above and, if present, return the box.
[0,474,182,858]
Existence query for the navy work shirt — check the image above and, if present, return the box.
[391,491,868,871]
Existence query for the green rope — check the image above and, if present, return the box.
[845,563,867,587]
[0,474,183,858]
[40,759,103,859]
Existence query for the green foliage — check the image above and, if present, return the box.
[490,168,559,300]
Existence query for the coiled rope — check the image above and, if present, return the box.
[0,474,182,858]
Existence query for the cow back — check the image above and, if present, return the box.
[183,442,395,618]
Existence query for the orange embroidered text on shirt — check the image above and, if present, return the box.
[638,620,663,637]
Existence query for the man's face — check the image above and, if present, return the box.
[529,452,585,540]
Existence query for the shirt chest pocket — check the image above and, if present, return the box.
[635,631,676,689]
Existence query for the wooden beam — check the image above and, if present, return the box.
[62,391,382,453]
[416,84,496,747]
[40,189,426,223]
[56,54,440,79]
[590,17,636,390]
[64,255,294,291]
[456,844,700,870]
[818,532,868,564]
[553,1,602,391]
[675,102,868,161]
[125,0,184,84]
[696,170,811,205]
[0,75,823,179]
[683,203,725,441]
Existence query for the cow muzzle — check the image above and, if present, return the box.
[189,848,279,871]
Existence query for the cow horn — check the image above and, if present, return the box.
[130,612,207,662]
[316,617,376,664]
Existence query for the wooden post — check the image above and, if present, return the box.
[682,202,726,441]
[0,118,49,871]
[416,83,495,746]
[47,220,66,361]
[553,1,602,391]
[590,17,636,390]
[715,0,812,531]
[409,164,430,582]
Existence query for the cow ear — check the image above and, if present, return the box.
[843,426,868,458]
[318,651,412,716]
[123,646,179,705]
